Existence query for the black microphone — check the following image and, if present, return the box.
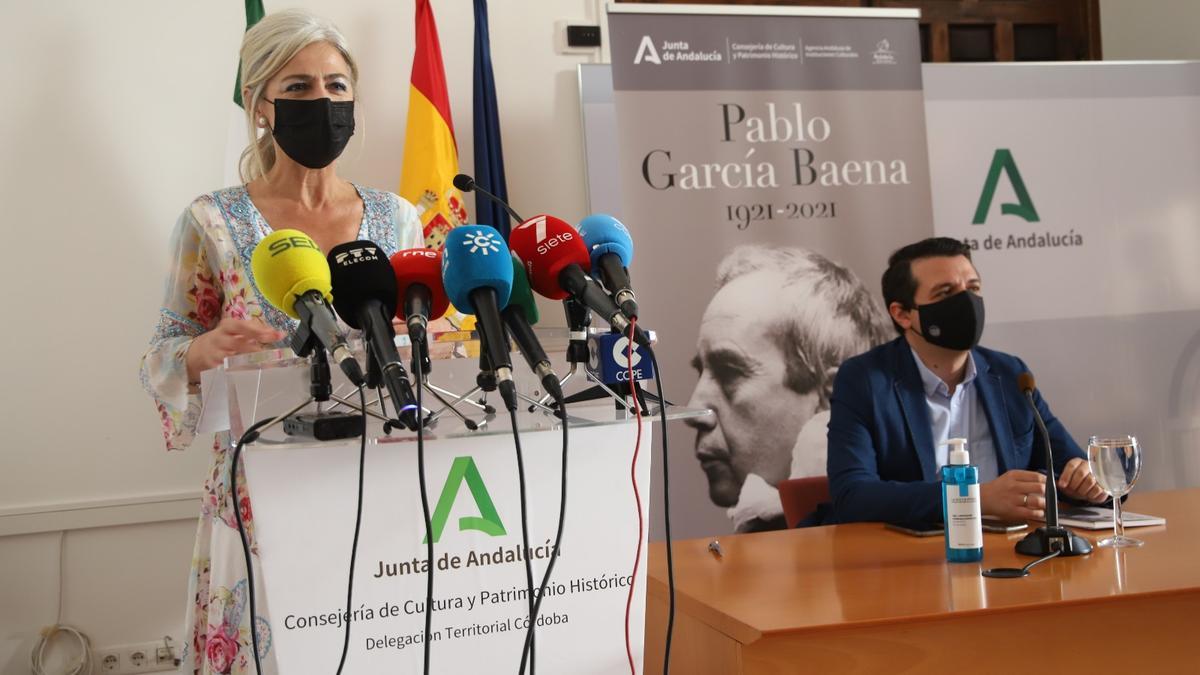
[503,257,564,402]
[563,298,591,366]
[327,241,421,431]
[1013,372,1092,558]
[453,173,525,223]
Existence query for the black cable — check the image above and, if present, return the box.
[645,347,675,675]
[519,393,568,673]
[414,347,435,675]
[335,386,369,675]
[511,409,537,675]
[230,416,280,675]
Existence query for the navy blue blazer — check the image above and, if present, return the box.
[824,338,1086,524]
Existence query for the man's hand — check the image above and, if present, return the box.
[1057,457,1107,503]
[186,318,285,383]
[980,469,1047,521]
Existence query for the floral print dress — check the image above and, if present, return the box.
[139,185,422,674]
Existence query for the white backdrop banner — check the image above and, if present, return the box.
[606,5,933,537]
[925,62,1200,491]
[244,423,646,674]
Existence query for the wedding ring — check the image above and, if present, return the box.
[1022,494,1029,506]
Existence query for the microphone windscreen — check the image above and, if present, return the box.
[251,229,331,319]
[452,174,475,192]
[508,255,540,325]
[578,213,634,271]
[1017,372,1036,394]
[441,225,513,314]
[508,214,590,300]
[327,241,397,329]
[391,248,450,320]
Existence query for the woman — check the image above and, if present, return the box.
[139,10,422,673]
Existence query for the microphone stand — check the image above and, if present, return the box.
[1014,389,1092,557]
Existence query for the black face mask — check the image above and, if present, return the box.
[913,290,985,351]
[267,98,355,169]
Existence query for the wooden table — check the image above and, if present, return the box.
[645,489,1200,673]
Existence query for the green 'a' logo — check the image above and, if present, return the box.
[426,457,506,544]
[972,149,1040,224]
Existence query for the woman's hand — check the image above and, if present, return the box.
[186,318,286,383]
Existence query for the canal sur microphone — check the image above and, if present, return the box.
[441,225,518,412]
[577,213,638,319]
[327,241,420,430]
[250,229,364,386]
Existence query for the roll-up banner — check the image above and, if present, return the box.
[606,4,933,536]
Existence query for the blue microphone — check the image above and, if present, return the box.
[442,225,518,410]
[578,214,638,319]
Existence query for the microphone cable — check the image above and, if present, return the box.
[519,391,569,675]
[510,409,538,675]
[645,343,676,675]
[335,386,369,675]
[414,343,435,675]
[622,321,646,675]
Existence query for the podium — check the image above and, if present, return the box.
[207,329,705,674]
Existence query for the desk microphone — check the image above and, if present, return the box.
[1012,372,1092,557]
[453,173,525,224]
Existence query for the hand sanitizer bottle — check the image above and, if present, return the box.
[942,437,983,563]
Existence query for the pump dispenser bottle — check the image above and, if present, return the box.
[941,437,983,562]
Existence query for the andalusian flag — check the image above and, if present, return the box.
[224,0,266,187]
[400,0,468,249]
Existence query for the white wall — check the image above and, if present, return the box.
[0,0,604,669]
[1101,0,1200,60]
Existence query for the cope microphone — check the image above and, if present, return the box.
[250,230,364,386]
[578,214,638,319]
[390,248,450,346]
[327,241,420,431]
[452,173,524,224]
[441,225,519,412]
[1013,372,1092,558]
[509,214,650,347]
[503,256,564,403]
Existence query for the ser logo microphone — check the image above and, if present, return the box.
[334,246,380,265]
[267,234,321,256]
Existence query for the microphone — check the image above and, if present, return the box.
[1013,372,1092,558]
[441,225,518,412]
[250,229,364,386]
[503,256,564,403]
[508,215,649,347]
[578,214,638,319]
[327,241,420,430]
[452,173,525,223]
[390,248,450,346]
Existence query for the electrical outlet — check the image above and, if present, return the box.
[95,640,178,674]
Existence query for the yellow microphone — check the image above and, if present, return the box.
[251,230,364,385]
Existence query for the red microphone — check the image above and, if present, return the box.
[390,248,450,345]
[509,215,648,346]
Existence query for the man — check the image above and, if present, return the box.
[686,245,891,531]
[825,237,1107,525]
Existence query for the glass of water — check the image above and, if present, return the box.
[1087,436,1143,548]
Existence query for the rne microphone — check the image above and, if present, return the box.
[441,225,519,412]
[578,214,638,319]
[390,248,450,346]
[452,173,524,224]
[251,229,364,386]
[327,241,420,430]
[508,214,649,347]
[503,256,564,403]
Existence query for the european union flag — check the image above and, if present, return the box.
[472,0,511,238]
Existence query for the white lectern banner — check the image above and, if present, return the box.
[244,423,646,673]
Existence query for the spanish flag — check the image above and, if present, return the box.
[400,0,468,250]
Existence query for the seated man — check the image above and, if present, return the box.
[825,237,1107,524]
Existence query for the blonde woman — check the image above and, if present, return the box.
[139,10,423,673]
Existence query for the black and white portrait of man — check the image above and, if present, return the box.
[685,245,891,532]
